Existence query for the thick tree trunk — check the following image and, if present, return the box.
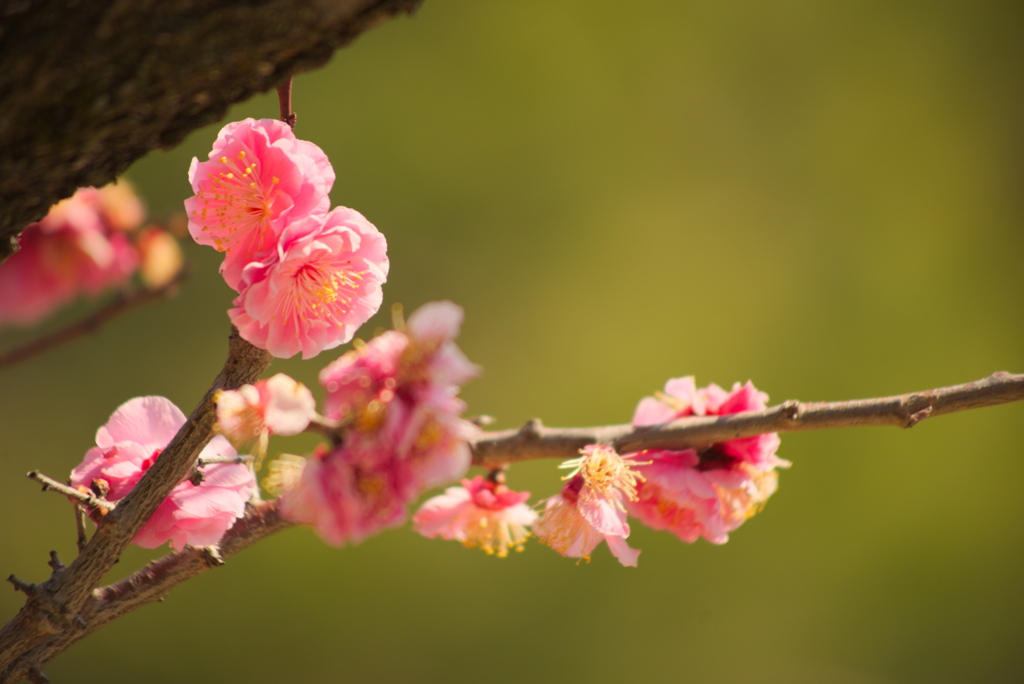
[0,0,421,263]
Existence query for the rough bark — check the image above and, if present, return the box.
[0,0,422,263]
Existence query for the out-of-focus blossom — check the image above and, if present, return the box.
[0,184,142,327]
[228,207,388,359]
[185,118,334,290]
[216,373,316,443]
[71,396,257,550]
[413,474,536,557]
[137,227,184,289]
[280,301,479,546]
[534,445,643,566]
[626,377,788,545]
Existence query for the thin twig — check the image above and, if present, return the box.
[277,77,295,128]
[74,506,88,554]
[0,265,188,370]
[26,472,114,513]
[470,371,1024,468]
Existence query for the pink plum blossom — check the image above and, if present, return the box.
[185,118,334,290]
[216,373,316,443]
[228,207,389,359]
[533,445,643,566]
[280,301,479,546]
[71,396,257,550]
[0,185,141,327]
[626,377,788,545]
[413,475,536,557]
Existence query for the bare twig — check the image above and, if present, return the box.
[470,371,1024,468]
[277,77,296,129]
[0,266,188,371]
[26,472,114,513]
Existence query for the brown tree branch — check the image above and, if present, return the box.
[470,371,1024,468]
[3,370,1021,680]
[0,265,189,371]
[3,501,291,684]
[0,329,272,682]
[0,0,423,264]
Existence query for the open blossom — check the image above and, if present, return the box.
[216,373,316,442]
[0,184,141,327]
[71,396,257,550]
[413,475,536,557]
[185,118,334,290]
[534,445,643,567]
[228,206,389,359]
[626,377,788,544]
[280,301,479,546]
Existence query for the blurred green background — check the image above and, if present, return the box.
[3,1,1023,682]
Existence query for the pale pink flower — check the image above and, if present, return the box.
[228,206,389,359]
[0,185,140,327]
[71,396,257,550]
[626,377,788,544]
[185,118,334,290]
[534,445,643,566]
[280,302,479,546]
[216,373,316,442]
[413,475,536,557]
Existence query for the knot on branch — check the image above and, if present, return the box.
[199,546,225,568]
[777,400,802,421]
[519,418,543,439]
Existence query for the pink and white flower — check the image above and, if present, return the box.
[626,377,788,544]
[185,118,334,290]
[216,373,316,442]
[413,475,536,557]
[228,207,389,359]
[71,396,257,550]
[280,301,479,546]
[533,445,643,566]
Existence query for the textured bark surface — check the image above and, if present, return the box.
[0,0,422,263]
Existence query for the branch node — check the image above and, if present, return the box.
[520,418,543,439]
[905,406,933,428]
[27,666,51,684]
[47,551,64,573]
[7,574,38,596]
[778,400,802,421]
[199,546,225,568]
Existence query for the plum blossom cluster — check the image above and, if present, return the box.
[415,376,786,567]
[253,300,480,546]
[0,182,179,327]
[71,396,257,550]
[186,118,388,359]
[625,376,789,546]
